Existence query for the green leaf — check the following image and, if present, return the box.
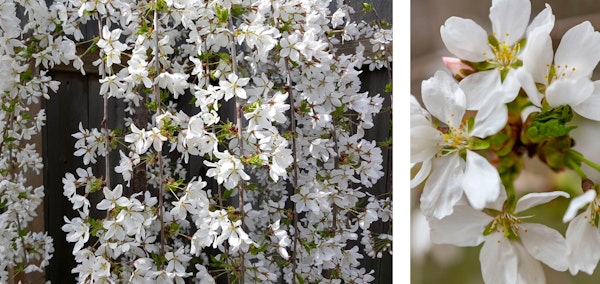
[222,188,233,200]
[384,83,392,93]
[249,243,269,255]
[296,273,306,284]
[215,4,229,23]
[361,3,373,12]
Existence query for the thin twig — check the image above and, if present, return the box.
[284,58,299,284]
[228,16,245,284]
[153,1,166,260]
[97,15,111,188]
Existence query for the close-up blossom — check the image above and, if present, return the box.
[412,70,506,219]
[429,191,570,284]
[516,21,600,120]
[440,0,554,110]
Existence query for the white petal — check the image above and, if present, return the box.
[420,155,464,219]
[566,213,600,275]
[520,223,569,271]
[512,241,546,284]
[428,205,492,246]
[555,21,600,78]
[487,184,508,211]
[470,99,507,138]
[421,71,466,128]
[499,69,521,103]
[462,150,501,210]
[458,70,501,110]
[515,68,543,107]
[573,81,600,121]
[519,28,553,85]
[441,17,492,62]
[515,191,569,213]
[526,4,554,36]
[490,0,530,45]
[410,125,442,163]
[410,160,431,189]
[480,233,518,284]
[410,95,431,126]
[563,190,596,223]
[546,77,594,108]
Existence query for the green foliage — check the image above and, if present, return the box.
[249,243,268,255]
[215,4,229,24]
[384,82,392,93]
[89,217,103,236]
[166,178,185,192]
[537,136,573,170]
[151,252,167,269]
[522,105,576,144]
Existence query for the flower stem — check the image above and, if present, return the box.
[569,150,600,173]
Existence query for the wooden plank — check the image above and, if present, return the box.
[360,69,392,284]
[43,72,88,284]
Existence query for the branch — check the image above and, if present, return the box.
[153,1,166,260]
[284,58,300,284]
[228,15,245,284]
[97,15,111,189]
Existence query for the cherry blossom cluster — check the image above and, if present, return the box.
[0,0,397,283]
[0,0,86,280]
[411,0,600,282]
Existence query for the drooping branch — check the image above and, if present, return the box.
[284,58,300,284]
[228,15,245,284]
[97,15,111,189]
[153,0,166,259]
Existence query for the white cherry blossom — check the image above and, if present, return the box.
[517,21,600,120]
[430,190,570,283]
[441,0,554,110]
[412,71,506,218]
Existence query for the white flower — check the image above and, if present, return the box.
[411,71,506,218]
[96,184,129,211]
[147,127,167,152]
[125,124,151,154]
[562,189,600,275]
[441,0,554,109]
[62,216,90,254]
[280,32,306,62]
[114,150,139,185]
[430,190,570,283]
[157,72,190,99]
[269,220,291,260]
[165,247,192,274]
[220,73,250,101]
[204,150,250,189]
[517,21,600,120]
[97,26,127,68]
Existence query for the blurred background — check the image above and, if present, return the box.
[411,1,600,283]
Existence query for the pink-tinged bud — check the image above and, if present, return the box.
[442,57,476,79]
